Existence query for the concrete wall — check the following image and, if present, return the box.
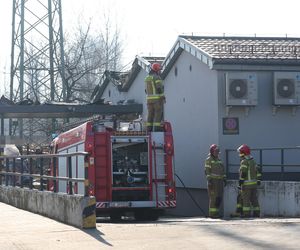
[167,180,300,217]
[224,180,300,217]
[0,186,95,228]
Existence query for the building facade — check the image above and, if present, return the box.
[94,35,300,216]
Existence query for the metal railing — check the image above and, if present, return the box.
[225,147,300,181]
[0,151,90,196]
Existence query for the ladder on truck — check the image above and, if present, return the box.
[152,138,170,208]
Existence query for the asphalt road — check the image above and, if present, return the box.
[0,202,299,250]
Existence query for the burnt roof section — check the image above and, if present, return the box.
[92,56,165,100]
[142,56,165,66]
[162,35,300,75]
[90,70,129,103]
[122,56,165,91]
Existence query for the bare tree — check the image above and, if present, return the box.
[15,16,123,145]
[57,18,123,103]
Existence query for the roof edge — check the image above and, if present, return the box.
[162,36,214,74]
[179,34,300,41]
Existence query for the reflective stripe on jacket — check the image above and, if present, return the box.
[239,157,259,186]
[145,74,164,101]
[205,156,226,181]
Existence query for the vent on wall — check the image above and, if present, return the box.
[225,72,258,106]
[273,72,300,105]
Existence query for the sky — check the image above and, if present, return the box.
[0,0,300,94]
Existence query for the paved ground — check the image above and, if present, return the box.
[1,202,300,250]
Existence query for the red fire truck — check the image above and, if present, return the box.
[49,121,176,221]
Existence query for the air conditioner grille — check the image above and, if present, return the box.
[225,72,257,106]
[229,79,247,99]
[276,79,295,98]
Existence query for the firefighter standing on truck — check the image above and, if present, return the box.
[237,144,262,218]
[145,63,165,132]
[205,144,226,218]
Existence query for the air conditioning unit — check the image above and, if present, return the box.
[225,72,258,106]
[273,72,300,105]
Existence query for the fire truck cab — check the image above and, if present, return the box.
[50,121,176,221]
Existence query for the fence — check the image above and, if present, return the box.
[225,147,300,181]
[0,151,90,196]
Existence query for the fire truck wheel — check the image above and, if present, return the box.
[110,212,122,222]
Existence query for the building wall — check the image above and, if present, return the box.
[124,70,148,122]
[164,51,219,189]
[167,187,208,216]
[217,70,300,172]
[102,82,125,104]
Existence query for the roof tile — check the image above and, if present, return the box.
[181,36,300,61]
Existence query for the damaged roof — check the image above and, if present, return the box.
[91,56,165,101]
[90,70,129,103]
[92,35,300,99]
[122,56,164,91]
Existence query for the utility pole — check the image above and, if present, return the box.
[10,0,66,137]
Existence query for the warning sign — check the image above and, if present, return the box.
[223,117,239,135]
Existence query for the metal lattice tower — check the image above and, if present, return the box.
[10,0,66,104]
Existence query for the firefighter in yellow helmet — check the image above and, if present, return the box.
[205,144,226,218]
[237,144,261,218]
[144,63,165,132]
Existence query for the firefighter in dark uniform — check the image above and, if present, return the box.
[236,186,243,216]
[237,144,262,218]
[231,185,243,217]
[145,63,165,132]
[205,144,227,218]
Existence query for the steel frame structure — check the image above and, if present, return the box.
[10,0,66,103]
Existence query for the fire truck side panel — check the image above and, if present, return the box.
[57,142,85,194]
[57,149,67,193]
[69,147,77,193]
[76,144,85,194]
[56,123,87,149]
[93,132,112,201]
[163,122,176,207]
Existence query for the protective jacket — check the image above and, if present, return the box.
[239,156,261,187]
[239,155,261,217]
[205,155,226,218]
[145,72,164,131]
[205,156,226,181]
[145,74,164,103]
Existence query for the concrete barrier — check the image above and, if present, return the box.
[224,180,300,217]
[0,186,96,228]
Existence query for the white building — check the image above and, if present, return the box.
[94,35,300,216]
